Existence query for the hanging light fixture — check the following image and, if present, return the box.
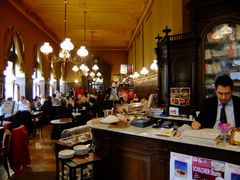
[90,31,99,71]
[40,0,79,64]
[132,40,140,79]
[77,11,89,58]
[140,24,149,75]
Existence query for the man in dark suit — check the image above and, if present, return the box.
[192,74,240,129]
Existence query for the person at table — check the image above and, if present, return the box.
[192,74,240,129]
[67,96,75,112]
[32,96,42,111]
[41,96,54,122]
[76,95,91,125]
[18,96,30,111]
[51,99,73,139]
[51,93,60,106]
[55,99,73,119]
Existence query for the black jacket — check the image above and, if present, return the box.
[196,95,240,128]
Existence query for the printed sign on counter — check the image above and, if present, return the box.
[170,152,192,180]
[192,156,225,180]
[225,163,240,180]
[170,152,240,180]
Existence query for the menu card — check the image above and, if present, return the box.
[170,152,192,179]
[2,100,15,115]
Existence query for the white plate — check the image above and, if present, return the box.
[50,119,71,124]
[100,115,120,124]
[72,112,81,117]
[58,149,75,159]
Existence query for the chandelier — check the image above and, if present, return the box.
[72,30,100,75]
[40,1,88,64]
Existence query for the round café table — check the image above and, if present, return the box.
[50,118,72,140]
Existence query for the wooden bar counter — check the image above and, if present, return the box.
[87,118,240,180]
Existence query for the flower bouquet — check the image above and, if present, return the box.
[218,122,232,143]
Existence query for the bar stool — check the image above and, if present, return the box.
[60,152,102,180]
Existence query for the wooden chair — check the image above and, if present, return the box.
[0,130,11,179]
[0,115,4,126]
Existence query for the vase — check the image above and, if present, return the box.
[220,131,229,144]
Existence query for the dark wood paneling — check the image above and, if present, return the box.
[92,128,240,180]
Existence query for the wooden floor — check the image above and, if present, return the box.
[0,124,56,180]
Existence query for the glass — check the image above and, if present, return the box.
[204,23,240,98]
[103,109,113,117]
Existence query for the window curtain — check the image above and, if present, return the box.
[36,46,44,77]
[14,35,24,72]
[3,26,24,71]
[3,27,16,64]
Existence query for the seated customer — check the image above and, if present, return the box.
[18,96,30,111]
[51,99,73,139]
[192,74,240,129]
[41,96,54,122]
[55,99,73,119]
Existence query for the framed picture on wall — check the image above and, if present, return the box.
[0,84,3,98]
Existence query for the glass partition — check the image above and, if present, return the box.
[204,23,240,98]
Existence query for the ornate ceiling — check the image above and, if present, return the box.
[12,0,149,50]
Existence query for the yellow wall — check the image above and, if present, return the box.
[0,1,127,84]
[0,0,189,84]
[63,50,127,82]
[127,0,188,72]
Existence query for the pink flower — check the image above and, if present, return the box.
[218,122,232,133]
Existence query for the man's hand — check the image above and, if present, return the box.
[191,119,201,130]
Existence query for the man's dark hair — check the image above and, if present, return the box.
[60,99,67,107]
[215,74,233,90]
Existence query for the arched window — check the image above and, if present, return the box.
[32,50,45,99]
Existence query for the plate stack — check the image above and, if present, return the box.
[73,144,90,155]
[58,149,75,159]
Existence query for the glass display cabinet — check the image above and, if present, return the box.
[204,23,240,98]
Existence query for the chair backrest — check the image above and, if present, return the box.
[61,125,90,138]
[0,115,4,126]
[2,129,11,153]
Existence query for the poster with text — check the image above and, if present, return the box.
[170,152,192,180]
[192,156,225,180]
[225,163,240,180]
[170,87,190,106]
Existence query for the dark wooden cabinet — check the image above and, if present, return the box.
[156,0,240,110]
[91,127,240,180]
[156,30,200,112]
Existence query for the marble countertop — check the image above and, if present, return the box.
[87,118,240,153]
